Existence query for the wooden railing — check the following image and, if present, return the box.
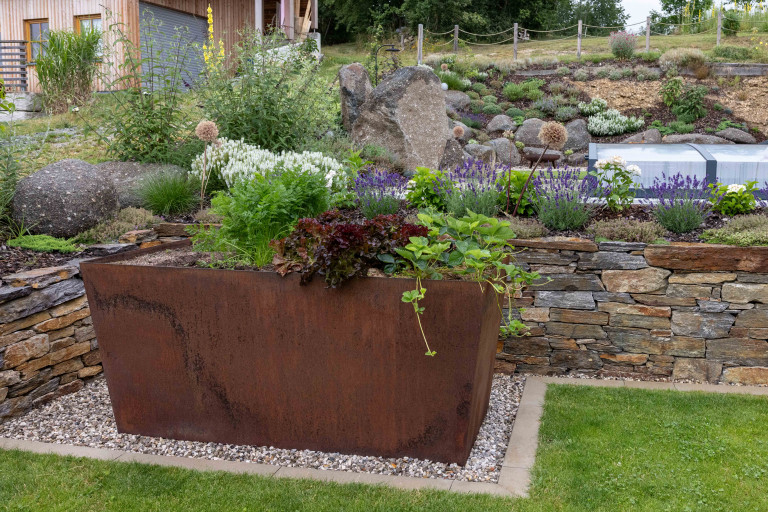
[0,40,28,92]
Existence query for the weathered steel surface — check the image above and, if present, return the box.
[81,241,501,465]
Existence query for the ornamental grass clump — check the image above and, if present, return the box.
[609,31,638,60]
[646,172,712,233]
[354,169,408,218]
[531,167,600,230]
[444,159,505,217]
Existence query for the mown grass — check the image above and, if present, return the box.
[2,384,768,511]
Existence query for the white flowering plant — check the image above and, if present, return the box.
[708,180,758,216]
[591,156,642,211]
[586,108,644,136]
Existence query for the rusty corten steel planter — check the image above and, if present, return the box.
[81,241,502,465]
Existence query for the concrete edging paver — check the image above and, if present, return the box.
[3,376,767,499]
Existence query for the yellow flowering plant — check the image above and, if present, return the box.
[202,5,226,72]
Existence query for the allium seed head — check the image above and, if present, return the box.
[538,121,568,150]
[453,125,465,138]
[195,120,219,143]
[441,63,449,71]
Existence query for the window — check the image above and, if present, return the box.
[24,19,49,63]
[75,14,102,34]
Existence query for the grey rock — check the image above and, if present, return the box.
[671,311,735,339]
[444,90,471,111]
[565,152,587,166]
[464,144,496,164]
[715,127,757,144]
[514,118,545,147]
[514,251,578,266]
[352,66,451,170]
[86,244,136,257]
[706,338,768,366]
[0,286,33,305]
[486,115,516,133]
[598,241,647,252]
[532,273,605,292]
[97,162,187,208]
[593,292,635,303]
[578,252,649,270]
[672,358,723,382]
[0,370,21,388]
[563,119,591,151]
[551,349,602,369]
[697,300,730,313]
[439,138,465,171]
[535,291,595,310]
[0,395,32,419]
[0,279,85,324]
[662,134,735,144]
[8,369,52,398]
[522,147,562,162]
[504,337,551,356]
[13,159,119,238]
[622,129,662,144]
[608,327,705,357]
[339,63,373,132]
[736,273,768,284]
[546,322,607,339]
[487,138,521,166]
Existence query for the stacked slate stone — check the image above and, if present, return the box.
[497,238,768,385]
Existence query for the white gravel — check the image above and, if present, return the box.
[0,375,524,482]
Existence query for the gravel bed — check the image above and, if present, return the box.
[0,375,524,482]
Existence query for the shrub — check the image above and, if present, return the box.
[503,79,544,101]
[638,50,661,62]
[671,85,708,122]
[608,69,623,81]
[506,106,525,118]
[596,66,614,79]
[587,219,666,243]
[660,77,683,107]
[635,66,661,81]
[722,10,741,37]
[470,100,485,113]
[554,106,578,122]
[405,167,452,210]
[354,169,408,218]
[74,207,159,244]
[192,167,330,266]
[437,70,469,91]
[533,97,558,116]
[531,167,599,230]
[35,28,101,114]
[573,68,589,81]
[444,160,503,217]
[713,102,724,111]
[609,31,638,60]
[489,79,503,90]
[667,120,695,134]
[199,30,334,152]
[587,109,644,136]
[482,103,503,115]
[702,215,768,246]
[578,98,608,116]
[499,170,536,216]
[7,235,78,253]
[708,181,758,216]
[498,101,511,110]
[659,48,706,72]
[590,156,641,211]
[138,172,199,216]
[556,66,570,76]
[471,82,486,93]
[466,90,480,100]
[525,89,545,101]
[524,108,544,119]
[646,172,711,233]
[482,95,498,104]
[506,217,550,239]
[549,81,567,94]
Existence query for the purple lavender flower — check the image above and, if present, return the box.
[531,165,600,230]
[443,159,507,216]
[354,169,408,218]
[644,172,711,233]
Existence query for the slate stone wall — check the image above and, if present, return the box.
[497,238,768,385]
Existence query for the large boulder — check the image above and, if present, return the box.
[439,139,465,170]
[563,119,591,151]
[352,67,451,170]
[716,127,757,144]
[662,134,734,144]
[339,63,373,132]
[13,159,119,238]
[464,144,496,165]
[514,118,546,147]
[445,90,471,112]
[487,138,521,166]
[622,129,662,144]
[97,161,187,208]
[487,115,517,134]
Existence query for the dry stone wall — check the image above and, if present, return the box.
[497,238,768,385]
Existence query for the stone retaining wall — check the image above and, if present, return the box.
[496,238,768,385]
[0,264,101,420]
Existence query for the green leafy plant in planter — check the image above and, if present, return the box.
[708,182,758,216]
[380,210,539,355]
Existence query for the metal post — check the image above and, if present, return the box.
[417,24,423,65]
[577,19,582,58]
[513,22,518,60]
[717,9,722,46]
[645,16,651,52]
[454,25,459,53]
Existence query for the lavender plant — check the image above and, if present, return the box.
[646,172,712,233]
[354,169,408,219]
[531,167,599,230]
[444,159,506,217]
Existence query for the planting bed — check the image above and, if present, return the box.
[0,375,524,482]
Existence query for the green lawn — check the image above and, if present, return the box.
[2,385,768,511]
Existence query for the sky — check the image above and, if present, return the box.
[622,0,663,25]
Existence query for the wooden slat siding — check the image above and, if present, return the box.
[0,0,137,93]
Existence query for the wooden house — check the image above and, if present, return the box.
[0,0,318,92]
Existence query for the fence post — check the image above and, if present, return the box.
[717,9,722,46]
[454,25,459,53]
[645,16,651,52]
[577,19,582,58]
[417,24,423,65]
[513,23,518,60]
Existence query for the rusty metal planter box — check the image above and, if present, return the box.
[81,242,502,465]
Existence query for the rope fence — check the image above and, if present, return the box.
[415,10,752,64]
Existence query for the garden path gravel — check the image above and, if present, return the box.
[0,375,524,482]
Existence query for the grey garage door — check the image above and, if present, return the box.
[139,2,207,88]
